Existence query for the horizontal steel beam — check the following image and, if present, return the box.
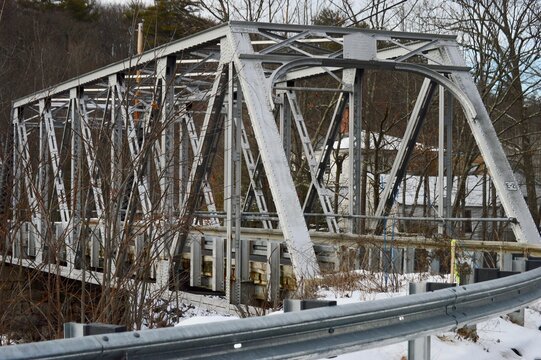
[195,211,513,223]
[191,225,541,257]
[253,55,470,75]
[282,41,440,82]
[230,20,458,41]
[13,23,454,109]
[13,24,230,107]
[3,266,541,360]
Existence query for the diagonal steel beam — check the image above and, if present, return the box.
[286,90,339,233]
[259,30,311,55]
[183,112,219,225]
[41,101,71,229]
[174,63,228,257]
[13,108,42,260]
[443,44,541,244]
[303,93,347,214]
[40,100,73,264]
[373,79,437,234]
[76,93,107,268]
[229,30,320,279]
[113,77,152,216]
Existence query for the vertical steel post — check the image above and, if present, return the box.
[37,106,48,263]
[225,63,243,303]
[438,86,445,235]
[445,91,453,225]
[179,111,189,209]
[70,89,82,272]
[10,108,20,257]
[346,70,363,234]
[279,90,292,163]
[108,74,122,279]
[157,55,176,286]
[225,65,234,302]
[344,32,372,234]
[234,79,249,284]
[157,56,176,217]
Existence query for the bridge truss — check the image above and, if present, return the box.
[7,22,541,304]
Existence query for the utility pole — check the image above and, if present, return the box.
[137,22,144,56]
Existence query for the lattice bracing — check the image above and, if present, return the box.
[7,22,540,304]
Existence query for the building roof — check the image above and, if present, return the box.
[381,174,493,207]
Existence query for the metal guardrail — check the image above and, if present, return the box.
[2,267,541,359]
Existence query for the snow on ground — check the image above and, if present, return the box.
[334,311,541,360]
[173,271,541,359]
[175,315,239,326]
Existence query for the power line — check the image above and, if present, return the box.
[346,0,408,28]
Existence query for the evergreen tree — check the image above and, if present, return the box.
[61,0,98,21]
[18,0,98,21]
[136,0,214,46]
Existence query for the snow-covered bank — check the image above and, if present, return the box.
[173,271,541,359]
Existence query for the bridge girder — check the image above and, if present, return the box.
[8,21,539,303]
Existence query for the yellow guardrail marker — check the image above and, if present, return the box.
[450,239,460,284]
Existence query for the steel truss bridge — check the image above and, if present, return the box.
[6,21,541,306]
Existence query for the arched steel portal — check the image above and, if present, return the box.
[269,55,540,245]
[7,21,540,305]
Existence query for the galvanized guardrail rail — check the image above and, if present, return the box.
[2,267,541,359]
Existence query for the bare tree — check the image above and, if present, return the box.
[443,0,541,225]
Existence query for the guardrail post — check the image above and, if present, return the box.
[474,266,524,326]
[408,282,431,360]
[64,322,126,338]
[408,282,456,360]
[283,299,337,312]
[408,283,431,360]
[510,258,526,326]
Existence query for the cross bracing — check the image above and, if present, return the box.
[7,21,541,304]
